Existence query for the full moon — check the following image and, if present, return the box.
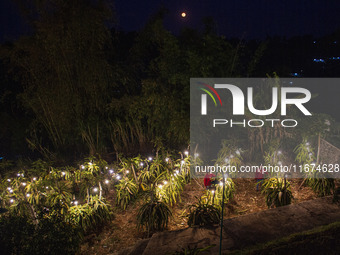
[181,12,186,18]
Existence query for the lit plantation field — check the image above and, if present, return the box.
[80,178,325,255]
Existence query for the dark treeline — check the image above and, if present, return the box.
[0,0,339,163]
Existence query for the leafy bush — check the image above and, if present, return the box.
[137,200,172,235]
[187,199,221,227]
[262,178,293,208]
[115,177,138,209]
[307,178,335,197]
[0,215,81,255]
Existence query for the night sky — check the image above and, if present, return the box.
[1,0,340,42]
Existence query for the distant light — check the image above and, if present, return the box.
[7,187,11,190]
[17,173,21,177]
[105,166,108,169]
[181,12,186,18]
[211,190,215,194]
[46,186,49,189]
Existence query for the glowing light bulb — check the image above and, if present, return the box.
[81,165,85,169]
[105,166,108,169]
[26,193,30,197]
[148,157,153,161]
[212,190,215,194]
[219,182,223,186]
[33,177,37,181]
[93,187,98,192]
[105,179,110,184]
[116,175,121,180]
[140,162,144,167]
[181,160,185,165]
[22,182,26,186]
[126,170,129,174]
[10,199,14,203]
[7,179,11,182]
[61,172,66,176]
[109,169,114,174]
[74,201,78,205]
[158,184,163,189]
[164,181,168,185]
[184,151,189,156]
[181,12,186,18]
[165,158,169,162]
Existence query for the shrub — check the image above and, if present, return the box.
[137,200,172,236]
[187,199,221,227]
[0,214,81,255]
[262,177,293,208]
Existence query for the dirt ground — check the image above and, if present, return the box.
[80,178,322,255]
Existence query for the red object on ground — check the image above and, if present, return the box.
[255,167,266,180]
[204,173,216,187]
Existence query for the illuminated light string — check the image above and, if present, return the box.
[3,155,194,205]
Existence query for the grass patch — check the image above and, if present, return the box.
[228,221,340,255]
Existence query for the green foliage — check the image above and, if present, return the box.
[137,200,172,234]
[307,178,335,197]
[115,177,138,209]
[262,178,293,208]
[0,214,81,255]
[201,178,235,207]
[294,139,315,165]
[187,199,220,227]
